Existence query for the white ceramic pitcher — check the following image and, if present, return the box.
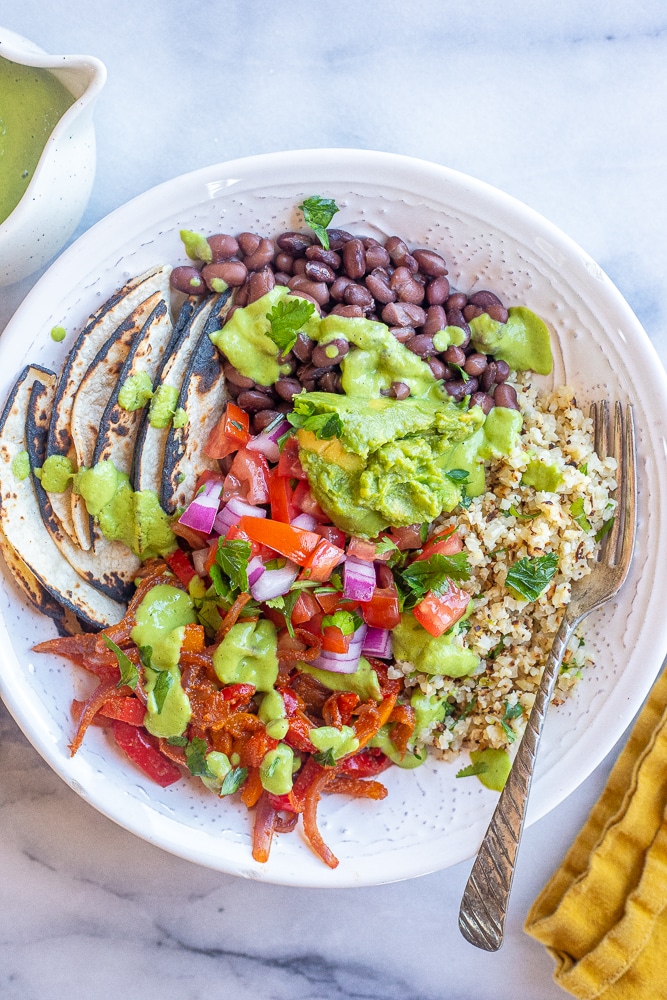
[0,27,106,286]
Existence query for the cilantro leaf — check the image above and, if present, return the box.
[266,298,315,355]
[313,748,337,768]
[570,498,591,532]
[184,737,214,778]
[321,609,363,636]
[504,503,540,521]
[152,670,174,714]
[103,635,138,690]
[595,516,614,543]
[399,552,471,598]
[215,537,252,594]
[373,537,399,558]
[220,766,248,796]
[444,468,470,484]
[287,408,342,440]
[299,196,340,250]
[500,701,523,743]
[456,762,489,779]
[505,552,558,602]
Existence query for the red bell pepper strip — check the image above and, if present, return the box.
[268,469,293,523]
[412,581,470,637]
[238,516,321,566]
[337,747,392,778]
[110,719,182,787]
[98,697,146,726]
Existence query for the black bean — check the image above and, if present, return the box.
[329,304,364,318]
[422,305,447,337]
[468,289,503,310]
[391,381,411,400]
[443,345,466,367]
[444,379,470,402]
[469,392,495,414]
[318,371,342,393]
[274,271,291,286]
[426,276,451,305]
[253,409,283,432]
[405,333,436,357]
[275,378,302,402]
[311,338,349,368]
[446,292,467,311]
[487,303,509,323]
[388,326,414,343]
[287,276,330,306]
[237,232,261,256]
[365,270,396,304]
[381,301,427,327]
[391,266,424,304]
[326,229,354,249]
[343,238,366,279]
[223,362,255,390]
[277,231,313,255]
[292,258,307,276]
[412,248,448,277]
[343,283,374,309]
[293,331,314,362]
[464,353,488,377]
[427,357,447,380]
[236,389,276,411]
[493,383,520,410]
[207,234,239,262]
[275,252,294,273]
[384,236,410,265]
[463,304,484,323]
[364,244,391,269]
[246,267,275,303]
[170,265,207,295]
[480,361,498,392]
[495,359,511,383]
[305,245,342,269]
[202,260,248,290]
[243,238,276,272]
[305,260,336,284]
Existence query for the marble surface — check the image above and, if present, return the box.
[1,2,666,997]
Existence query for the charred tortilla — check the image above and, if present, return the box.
[0,366,125,629]
[26,377,138,603]
[160,291,232,515]
[132,295,217,497]
[47,265,171,547]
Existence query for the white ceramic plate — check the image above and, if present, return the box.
[1,149,666,888]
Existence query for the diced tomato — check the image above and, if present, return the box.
[413,582,470,637]
[315,523,346,548]
[98,697,146,726]
[277,435,307,479]
[415,526,462,561]
[338,747,392,778]
[314,591,349,614]
[204,403,250,459]
[321,625,351,654]
[347,536,380,562]
[111,719,182,787]
[292,480,328,522]
[165,547,197,587]
[388,523,424,551]
[290,590,320,626]
[268,469,293,523]
[224,523,262,558]
[238,516,321,566]
[360,584,401,629]
[223,448,270,505]
[300,537,345,583]
[297,611,324,637]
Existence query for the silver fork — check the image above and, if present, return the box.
[458,402,637,952]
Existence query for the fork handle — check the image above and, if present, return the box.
[458,611,577,951]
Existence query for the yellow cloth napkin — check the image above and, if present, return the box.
[525,662,667,999]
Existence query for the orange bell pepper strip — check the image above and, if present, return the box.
[237,516,321,566]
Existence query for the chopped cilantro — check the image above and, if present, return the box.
[505,552,558,602]
[214,537,252,594]
[184,737,214,778]
[444,468,469,484]
[152,670,174,714]
[103,635,138,690]
[595,517,614,543]
[397,552,471,607]
[456,762,489,779]
[500,701,523,743]
[266,298,316,355]
[220,766,248,796]
[299,196,339,250]
[419,522,430,544]
[570,497,591,532]
[313,748,337,768]
[504,504,540,521]
[321,609,363,635]
[373,536,399,559]
[288,408,342,440]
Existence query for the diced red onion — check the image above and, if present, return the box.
[213,498,266,535]
[247,555,265,587]
[250,561,299,601]
[311,647,363,675]
[247,418,290,463]
[290,512,319,531]
[362,626,392,659]
[343,556,376,603]
[178,479,223,535]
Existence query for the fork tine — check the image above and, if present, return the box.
[620,404,637,570]
[604,403,624,565]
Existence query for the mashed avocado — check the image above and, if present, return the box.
[73,461,176,560]
[294,392,486,536]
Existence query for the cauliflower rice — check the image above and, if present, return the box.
[390,378,618,761]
